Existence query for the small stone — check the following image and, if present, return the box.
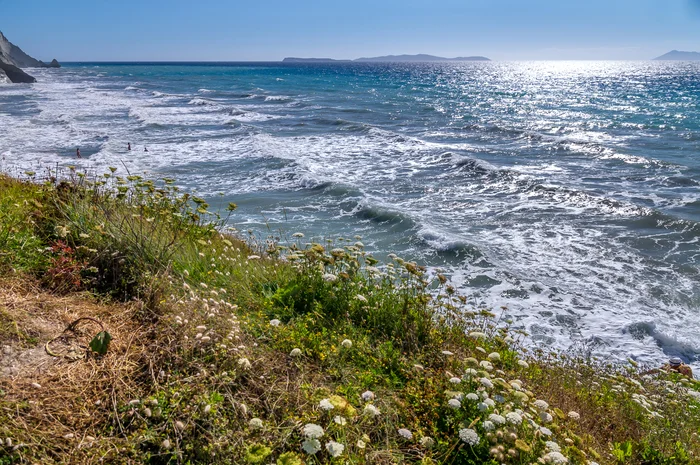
[161,439,171,449]
[174,420,185,431]
[30,383,41,389]
[143,408,152,418]
[64,433,74,439]
[204,404,211,414]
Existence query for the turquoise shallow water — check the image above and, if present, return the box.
[1,61,699,369]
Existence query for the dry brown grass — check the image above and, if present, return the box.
[0,277,153,463]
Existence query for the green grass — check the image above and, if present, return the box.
[0,172,699,465]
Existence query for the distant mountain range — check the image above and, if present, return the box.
[283,54,490,63]
[653,50,700,61]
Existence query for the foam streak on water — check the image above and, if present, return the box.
[1,61,699,370]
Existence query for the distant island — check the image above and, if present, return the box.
[653,50,700,61]
[283,54,490,63]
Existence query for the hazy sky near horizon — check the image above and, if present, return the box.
[2,0,700,61]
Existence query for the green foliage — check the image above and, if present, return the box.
[89,331,112,355]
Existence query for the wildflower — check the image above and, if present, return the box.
[200,336,211,342]
[398,428,413,440]
[200,283,208,289]
[174,420,185,431]
[540,426,553,436]
[420,436,435,448]
[543,451,568,464]
[161,439,171,449]
[464,369,478,379]
[245,443,272,464]
[361,390,375,401]
[31,383,42,389]
[356,439,366,449]
[303,423,324,439]
[449,377,462,384]
[488,352,501,362]
[276,452,303,465]
[356,294,368,303]
[465,393,479,401]
[539,411,553,423]
[290,348,302,357]
[269,319,281,327]
[341,339,352,348]
[448,399,461,409]
[545,441,561,452]
[465,357,479,366]
[325,441,345,457]
[506,412,523,425]
[484,398,496,408]
[333,416,347,425]
[247,255,261,260]
[513,391,529,404]
[479,360,493,370]
[480,378,494,389]
[323,273,338,282]
[364,404,381,416]
[302,438,321,454]
[292,232,304,238]
[238,358,252,370]
[533,399,549,411]
[441,350,454,356]
[476,347,487,354]
[567,411,580,420]
[482,420,495,431]
[488,414,506,425]
[249,418,263,429]
[319,399,334,410]
[458,428,480,446]
[469,331,486,339]
[477,402,489,412]
[517,360,529,369]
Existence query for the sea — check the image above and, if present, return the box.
[1,61,699,371]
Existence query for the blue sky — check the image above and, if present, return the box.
[2,0,700,61]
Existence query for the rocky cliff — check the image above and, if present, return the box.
[0,30,61,83]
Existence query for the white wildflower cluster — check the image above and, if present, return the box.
[459,428,479,446]
[437,350,594,465]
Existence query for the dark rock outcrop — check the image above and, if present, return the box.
[48,58,61,68]
[0,60,36,83]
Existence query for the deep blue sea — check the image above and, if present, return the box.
[1,61,699,369]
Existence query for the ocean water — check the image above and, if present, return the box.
[1,61,699,370]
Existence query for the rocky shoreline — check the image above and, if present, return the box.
[0,30,60,84]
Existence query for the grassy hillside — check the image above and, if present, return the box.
[0,171,698,465]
